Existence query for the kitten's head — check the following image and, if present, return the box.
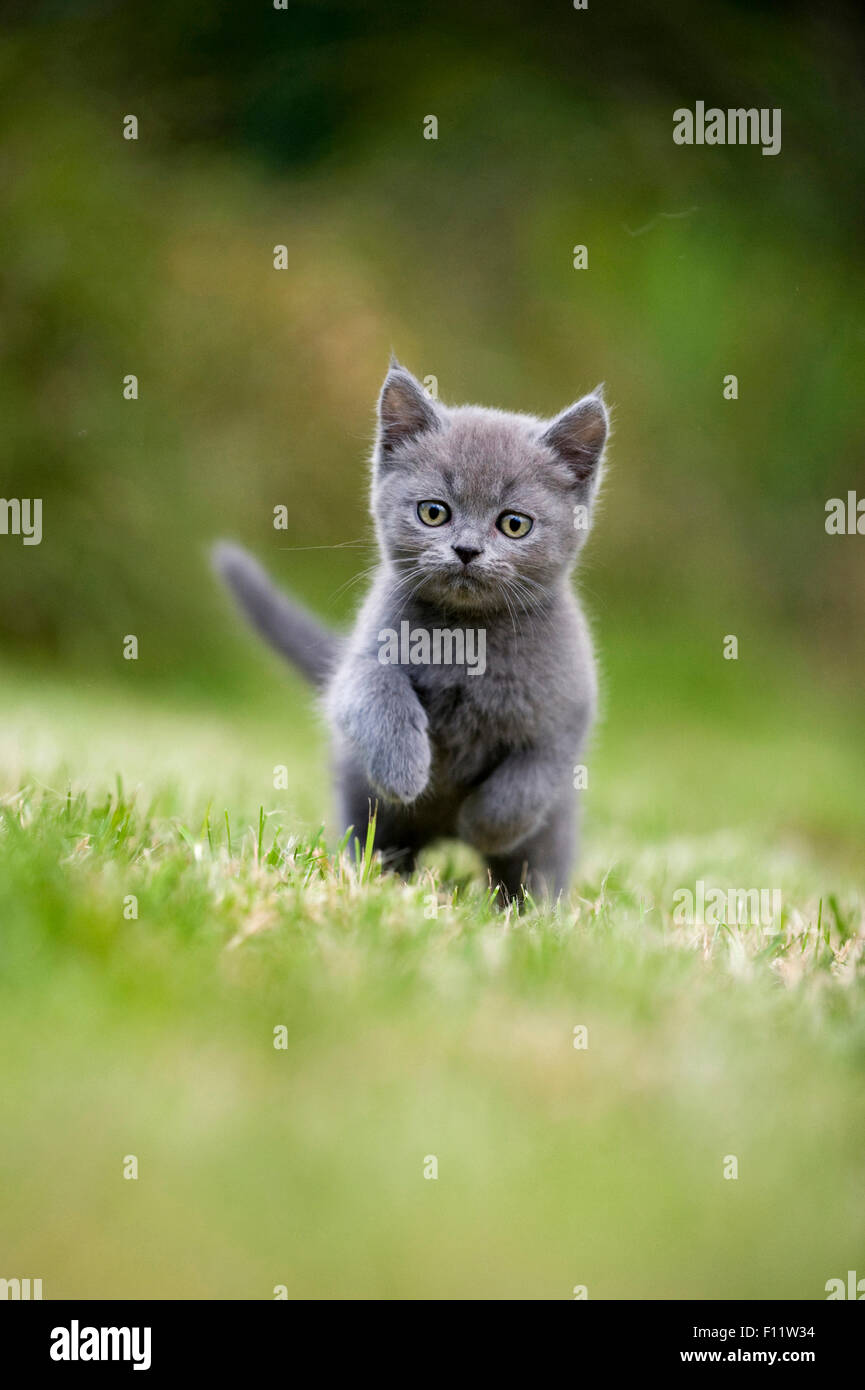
[370,361,609,616]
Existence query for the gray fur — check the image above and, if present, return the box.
[213,541,339,687]
[215,363,609,904]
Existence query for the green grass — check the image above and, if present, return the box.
[1,664,863,1299]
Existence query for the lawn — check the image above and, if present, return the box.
[0,651,863,1299]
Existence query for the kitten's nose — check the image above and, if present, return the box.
[453,545,482,566]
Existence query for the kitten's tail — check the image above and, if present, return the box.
[213,542,338,688]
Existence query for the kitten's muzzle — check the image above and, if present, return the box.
[453,545,482,566]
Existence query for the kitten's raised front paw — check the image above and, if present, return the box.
[328,663,432,805]
[365,719,431,805]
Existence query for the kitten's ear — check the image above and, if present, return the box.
[541,387,608,487]
[376,362,442,461]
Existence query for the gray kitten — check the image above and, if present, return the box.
[215,362,608,904]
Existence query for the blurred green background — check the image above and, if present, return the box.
[1,1,864,1301]
[2,0,865,695]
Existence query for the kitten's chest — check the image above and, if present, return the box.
[410,646,542,782]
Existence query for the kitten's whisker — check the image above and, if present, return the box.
[331,554,428,606]
[330,563,383,602]
[386,565,430,612]
[504,576,544,631]
[498,581,521,637]
[514,588,545,623]
[509,571,547,602]
[508,572,546,600]
[277,538,373,553]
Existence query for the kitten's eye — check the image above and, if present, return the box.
[497,511,533,538]
[417,500,451,527]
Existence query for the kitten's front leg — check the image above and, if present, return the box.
[326,656,431,805]
[457,745,572,856]
[486,794,576,906]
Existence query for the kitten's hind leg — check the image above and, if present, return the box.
[485,797,576,909]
